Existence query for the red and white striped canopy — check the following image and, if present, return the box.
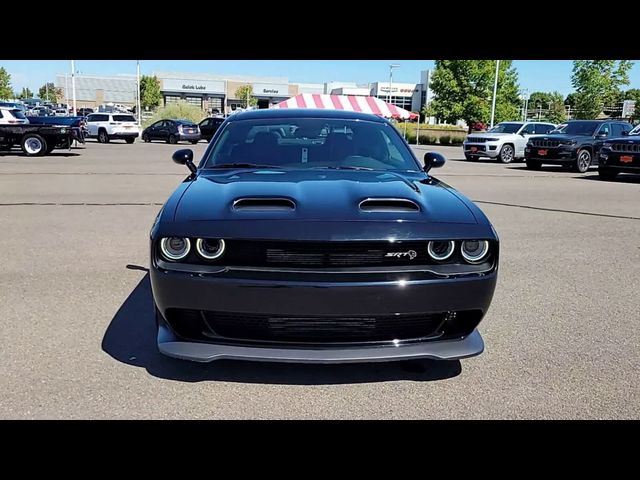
[273,94,417,120]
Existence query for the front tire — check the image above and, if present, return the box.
[125,138,135,144]
[168,134,177,144]
[526,159,542,170]
[21,134,48,156]
[574,149,592,173]
[498,144,515,163]
[98,129,110,143]
[142,133,150,143]
[598,167,618,181]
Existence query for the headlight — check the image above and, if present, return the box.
[160,237,191,261]
[485,138,499,142]
[427,240,455,261]
[196,238,226,260]
[461,240,490,263]
[559,140,577,146]
[602,142,612,149]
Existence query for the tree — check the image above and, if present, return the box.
[235,85,257,108]
[140,75,162,110]
[428,60,520,132]
[527,91,566,123]
[39,82,62,103]
[571,60,633,119]
[18,87,33,99]
[0,67,12,99]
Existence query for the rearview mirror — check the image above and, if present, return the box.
[172,149,197,174]
[423,152,446,173]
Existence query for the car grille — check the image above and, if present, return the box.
[611,143,640,153]
[203,311,446,343]
[220,240,448,268]
[531,139,560,148]
[164,309,484,345]
[466,137,487,143]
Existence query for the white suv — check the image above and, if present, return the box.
[85,113,140,143]
[0,106,29,125]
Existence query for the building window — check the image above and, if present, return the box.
[184,96,202,108]
[165,95,181,105]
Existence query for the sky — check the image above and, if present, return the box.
[2,60,640,96]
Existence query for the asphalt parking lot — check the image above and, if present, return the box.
[1,139,638,419]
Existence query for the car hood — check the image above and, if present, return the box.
[173,169,478,224]
[466,132,517,139]
[537,133,591,142]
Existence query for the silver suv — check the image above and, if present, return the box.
[463,121,556,163]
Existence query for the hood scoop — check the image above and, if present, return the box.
[359,198,420,213]
[233,197,296,211]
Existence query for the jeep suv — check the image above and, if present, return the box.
[85,113,140,143]
[463,121,556,163]
[524,120,633,173]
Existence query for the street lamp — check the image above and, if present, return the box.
[388,64,400,105]
[490,60,500,128]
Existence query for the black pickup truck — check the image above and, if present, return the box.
[0,122,84,156]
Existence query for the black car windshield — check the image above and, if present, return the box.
[202,118,420,171]
[487,123,522,134]
[552,121,600,136]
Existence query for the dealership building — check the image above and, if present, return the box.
[56,70,432,115]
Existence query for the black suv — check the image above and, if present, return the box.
[524,120,633,173]
[198,116,225,142]
[597,124,640,180]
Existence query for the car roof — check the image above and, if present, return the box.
[228,108,388,123]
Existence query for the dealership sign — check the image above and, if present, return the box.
[161,78,225,94]
[253,83,288,97]
[375,83,418,97]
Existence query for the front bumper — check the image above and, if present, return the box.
[157,323,484,363]
[463,142,500,158]
[599,151,640,173]
[525,146,576,163]
[150,265,497,363]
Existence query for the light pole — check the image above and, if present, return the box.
[388,64,400,105]
[490,60,500,128]
[136,60,141,126]
[70,60,77,115]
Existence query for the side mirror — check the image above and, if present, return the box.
[423,152,446,173]
[172,149,197,174]
[597,133,607,138]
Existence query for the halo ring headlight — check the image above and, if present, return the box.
[461,240,490,263]
[427,240,455,261]
[196,238,226,260]
[160,237,190,261]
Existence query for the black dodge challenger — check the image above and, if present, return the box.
[150,109,499,363]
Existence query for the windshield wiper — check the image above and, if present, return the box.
[312,165,374,171]
[209,163,283,169]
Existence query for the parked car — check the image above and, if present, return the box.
[141,119,201,144]
[463,121,556,163]
[0,106,29,125]
[597,123,640,180]
[76,108,94,117]
[150,109,499,364]
[32,106,54,117]
[524,120,634,172]
[85,112,140,143]
[198,116,225,142]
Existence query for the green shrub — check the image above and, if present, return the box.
[450,136,464,146]
[144,101,205,128]
[439,135,452,145]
